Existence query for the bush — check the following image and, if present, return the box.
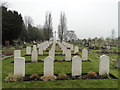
[87,71,97,78]
[40,75,57,81]
[30,74,39,80]
[4,73,23,82]
[58,73,67,80]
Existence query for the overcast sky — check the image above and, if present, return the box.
[3,0,119,39]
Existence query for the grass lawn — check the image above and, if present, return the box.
[2,43,119,88]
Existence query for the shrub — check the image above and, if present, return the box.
[87,71,97,78]
[58,73,67,80]
[4,73,23,82]
[40,75,57,81]
[75,52,80,55]
[30,74,39,80]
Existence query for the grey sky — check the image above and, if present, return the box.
[3,0,119,39]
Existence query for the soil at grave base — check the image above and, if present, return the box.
[24,54,66,56]
[23,73,118,81]
[95,51,120,54]
[11,60,91,63]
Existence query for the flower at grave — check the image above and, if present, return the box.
[75,52,80,55]
[40,75,57,81]
[67,47,70,49]
[87,71,97,78]
[30,74,39,80]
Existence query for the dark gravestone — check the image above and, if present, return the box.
[5,41,10,46]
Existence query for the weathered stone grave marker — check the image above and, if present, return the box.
[31,49,38,62]
[99,54,109,75]
[82,48,88,60]
[44,56,54,76]
[14,57,25,77]
[72,55,82,76]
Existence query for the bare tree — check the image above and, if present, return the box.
[43,12,53,40]
[58,12,67,42]
[24,16,33,29]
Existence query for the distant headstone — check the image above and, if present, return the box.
[31,49,38,62]
[99,54,109,75]
[44,56,54,76]
[74,46,79,54]
[82,48,88,60]
[106,46,110,49]
[33,45,37,50]
[26,47,31,55]
[65,49,71,61]
[14,50,21,58]
[72,56,82,76]
[14,57,25,77]
[49,49,55,59]
[39,48,43,55]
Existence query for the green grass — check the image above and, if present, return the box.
[2,43,119,88]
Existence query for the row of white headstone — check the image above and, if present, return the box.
[14,41,52,76]
[14,54,109,77]
[26,41,52,55]
[57,42,88,61]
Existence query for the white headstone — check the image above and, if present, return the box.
[49,49,55,59]
[74,46,79,54]
[44,56,54,76]
[107,46,110,49]
[39,48,43,55]
[31,49,38,62]
[65,49,71,61]
[14,50,21,58]
[14,57,25,77]
[26,47,31,55]
[82,48,88,60]
[99,54,109,75]
[33,45,37,50]
[72,56,82,76]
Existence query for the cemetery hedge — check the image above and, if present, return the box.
[2,44,119,88]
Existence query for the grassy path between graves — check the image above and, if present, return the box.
[2,44,119,88]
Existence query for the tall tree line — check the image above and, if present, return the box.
[2,5,53,45]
